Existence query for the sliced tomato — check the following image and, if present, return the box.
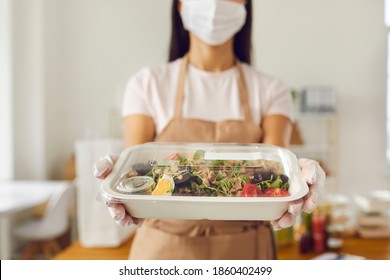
[262,188,290,197]
[241,183,262,197]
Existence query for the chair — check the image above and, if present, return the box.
[13,182,74,259]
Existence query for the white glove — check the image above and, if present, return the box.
[271,158,326,231]
[93,155,143,226]
[93,155,118,180]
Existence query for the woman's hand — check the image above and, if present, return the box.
[270,158,326,231]
[93,155,143,226]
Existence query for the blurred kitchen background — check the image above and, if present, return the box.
[1,0,390,260]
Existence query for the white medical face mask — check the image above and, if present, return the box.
[181,0,247,46]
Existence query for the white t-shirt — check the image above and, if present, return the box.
[122,58,294,135]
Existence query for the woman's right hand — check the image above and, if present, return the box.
[93,155,143,226]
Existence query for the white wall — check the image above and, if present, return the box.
[253,0,390,196]
[0,0,14,179]
[12,0,171,179]
[43,0,171,178]
[12,0,46,179]
[10,0,390,196]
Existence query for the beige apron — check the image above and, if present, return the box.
[129,55,276,260]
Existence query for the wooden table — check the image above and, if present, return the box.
[277,237,390,260]
[55,236,390,260]
[54,236,135,260]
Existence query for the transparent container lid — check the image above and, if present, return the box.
[105,142,305,199]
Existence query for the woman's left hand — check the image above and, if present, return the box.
[270,158,326,231]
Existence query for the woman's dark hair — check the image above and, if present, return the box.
[168,0,253,64]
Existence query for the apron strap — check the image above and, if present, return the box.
[174,55,189,119]
[174,54,253,122]
[236,61,253,122]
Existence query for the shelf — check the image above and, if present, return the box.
[290,109,339,191]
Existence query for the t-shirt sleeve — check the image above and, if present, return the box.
[121,69,153,118]
[263,78,294,122]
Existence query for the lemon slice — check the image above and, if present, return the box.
[152,175,174,196]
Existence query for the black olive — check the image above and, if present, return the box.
[280,174,289,184]
[261,171,277,181]
[173,166,192,184]
[132,161,155,175]
[174,173,191,184]
[251,170,276,183]
[173,180,191,190]
[193,175,203,185]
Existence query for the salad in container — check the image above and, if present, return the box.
[101,142,308,221]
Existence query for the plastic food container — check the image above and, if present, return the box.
[102,142,309,221]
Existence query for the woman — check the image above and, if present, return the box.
[94,0,325,259]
